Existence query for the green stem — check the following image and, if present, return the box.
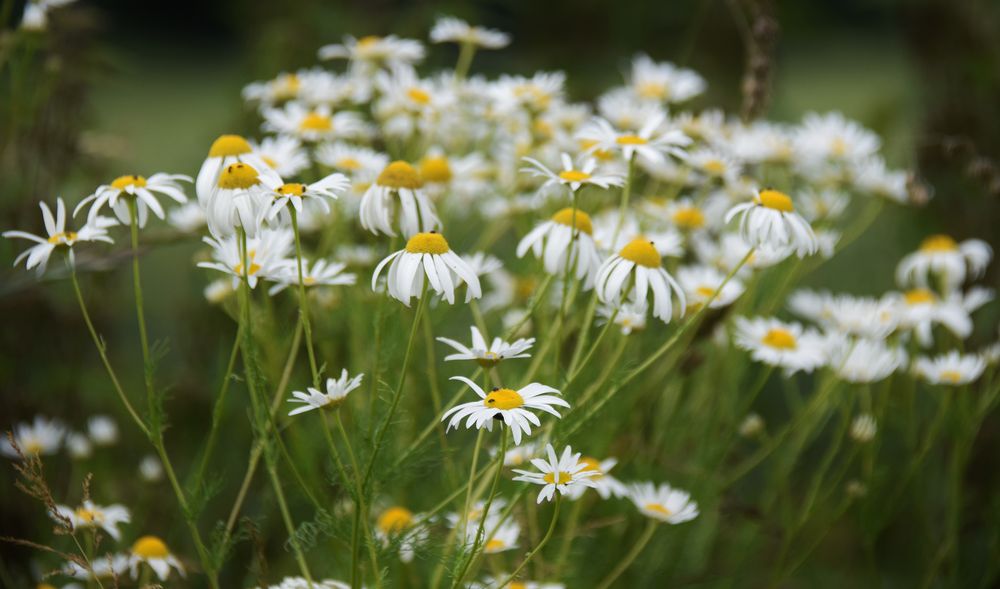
[595,519,658,589]
[454,42,476,80]
[127,199,156,406]
[495,494,561,588]
[453,430,508,588]
[193,321,244,486]
[335,411,380,588]
[290,209,321,387]
[265,455,316,586]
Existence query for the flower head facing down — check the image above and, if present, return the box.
[430,17,510,49]
[724,189,818,258]
[4,198,114,274]
[359,160,441,237]
[442,377,569,445]
[512,444,599,503]
[128,535,185,580]
[288,370,364,416]
[371,232,481,306]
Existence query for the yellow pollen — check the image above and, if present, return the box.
[550,208,594,235]
[208,134,253,158]
[920,234,958,253]
[904,289,936,305]
[23,440,43,455]
[616,134,648,145]
[644,502,673,517]
[274,73,300,100]
[619,238,661,268]
[337,157,362,170]
[420,156,452,183]
[762,328,797,350]
[47,231,77,245]
[378,161,423,189]
[218,163,261,189]
[261,156,278,169]
[637,82,667,99]
[558,170,591,183]
[534,119,554,138]
[477,351,502,369]
[405,232,450,254]
[303,276,316,286]
[484,388,524,410]
[703,159,726,175]
[299,112,333,132]
[277,183,307,196]
[407,87,431,105]
[132,535,170,559]
[543,471,572,485]
[485,539,506,551]
[510,584,528,589]
[357,35,381,49]
[831,137,848,157]
[696,286,716,298]
[377,506,412,534]
[111,175,147,190]
[756,189,795,213]
[672,207,705,229]
[579,456,604,480]
[233,262,262,276]
[75,507,103,523]
[515,276,537,300]
[940,370,963,384]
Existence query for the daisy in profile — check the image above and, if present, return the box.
[895,234,992,291]
[318,34,426,72]
[371,231,481,306]
[724,188,818,257]
[75,172,190,228]
[4,198,113,274]
[436,326,534,367]
[577,114,690,165]
[205,161,283,238]
[628,54,706,103]
[287,370,364,416]
[51,501,130,541]
[895,287,993,348]
[815,294,899,340]
[594,237,686,324]
[794,111,880,164]
[0,415,64,459]
[597,300,648,335]
[375,505,426,563]
[442,377,568,445]
[563,456,628,500]
[359,160,440,237]
[521,153,624,193]
[913,351,986,386]
[128,535,185,580]
[479,517,520,554]
[242,70,304,105]
[267,258,356,295]
[63,552,130,583]
[512,444,599,503]
[733,316,828,374]
[430,16,510,49]
[677,264,745,312]
[263,102,368,143]
[315,142,389,177]
[264,174,350,221]
[827,336,907,383]
[516,208,603,288]
[197,227,292,289]
[195,134,263,206]
[627,482,699,524]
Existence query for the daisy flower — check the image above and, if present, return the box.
[258,578,351,589]
[627,482,700,524]
[195,134,265,207]
[470,577,564,589]
[895,234,992,291]
[263,102,368,143]
[264,174,350,221]
[287,370,364,416]
[75,172,190,228]
[430,16,510,49]
[854,156,909,203]
[267,258,356,295]
[51,501,130,541]
[251,135,310,178]
[827,336,907,383]
[242,71,304,105]
[521,153,624,193]
[66,432,92,459]
[597,299,648,335]
[913,351,986,386]
[318,34,426,71]
[677,264,745,312]
[315,142,389,176]
[1,415,64,458]
[128,535,185,580]
[596,87,667,132]
[663,197,709,232]
[516,208,603,288]
[811,294,900,340]
[204,161,283,238]
[733,316,828,374]
[491,72,565,113]
[87,415,118,446]
[563,456,628,500]
[442,377,569,445]
[595,237,686,324]
[479,517,520,554]
[628,54,707,103]
[197,227,292,289]
[4,198,113,274]
[687,146,742,185]
[359,160,441,237]
[494,441,541,467]
[724,188,818,257]
[896,287,993,348]
[371,231,481,306]
[576,114,690,165]
[20,0,75,32]
[375,505,425,563]
[62,552,130,583]
[512,444,599,503]
[167,202,206,232]
[436,326,534,367]
[793,111,880,164]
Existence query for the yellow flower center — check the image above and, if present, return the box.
[208,134,253,158]
[485,539,506,551]
[47,231,77,245]
[477,351,502,369]
[407,87,431,105]
[543,471,572,484]
[920,234,958,253]
[904,288,936,305]
[579,456,604,480]
[619,238,661,268]
[299,112,332,132]
[510,583,527,589]
[558,170,591,183]
[337,157,363,170]
[378,160,423,189]
[218,163,261,190]
[132,535,170,559]
[703,159,726,175]
[939,370,963,383]
[234,250,261,277]
[515,276,537,300]
[277,183,307,196]
[405,232,450,254]
[377,506,413,534]
[303,276,316,286]
[357,35,381,49]
[274,73,300,100]
[672,206,705,229]
[484,388,525,410]
[534,119,554,138]
[75,507,104,523]
[637,81,667,99]
[831,137,848,157]
[23,439,42,455]
[644,502,673,517]
[616,134,647,145]
[420,156,452,183]
[761,328,797,350]
[111,175,147,190]
[261,155,278,169]
[550,208,594,235]
[756,189,795,213]
[696,285,716,298]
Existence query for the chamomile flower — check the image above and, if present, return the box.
[479,517,520,554]
[51,501,130,541]
[521,153,624,193]
[430,16,510,49]
[442,377,569,445]
[264,174,350,220]
[627,482,700,524]
[359,160,441,237]
[263,102,368,143]
[597,299,648,334]
[75,173,190,228]
[677,264,745,312]
[661,197,709,232]
[595,237,686,323]
[204,161,283,237]
[1,415,64,459]
[512,444,599,503]
[251,135,310,177]
[470,577,564,589]
[436,326,534,367]
[813,294,900,340]
[258,578,351,589]
[895,234,992,291]
[374,506,426,563]
[371,231,481,305]
[596,87,667,132]
[577,114,690,165]
[794,111,880,164]
[4,198,113,274]
[62,552,129,582]
[197,227,293,289]
[687,147,742,185]
[828,336,907,383]
[194,134,265,207]
[563,456,628,500]
[628,54,706,103]
[516,208,603,287]
[724,189,818,257]
[913,351,986,386]
[128,535,185,580]
[315,142,389,176]
[287,370,364,416]
[494,441,541,467]
[854,156,909,203]
[895,287,993,347]
[319,35,426,71]
[66,432,92,459]
[267,259,356,295]
[167,202,206,232]
[733,316,828,374]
